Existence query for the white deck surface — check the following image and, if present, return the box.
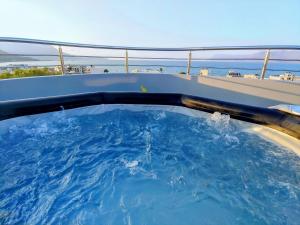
[0,73,299,108]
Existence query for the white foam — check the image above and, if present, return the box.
[207,112,230,130]
[1,104,299,155]
[125,160,139,168]
[206,112,241,146]
[0,104,209,130]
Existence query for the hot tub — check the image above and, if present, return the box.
[0,104,299,225]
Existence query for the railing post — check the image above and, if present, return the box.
[187,51,192,76]
[260,49,270,80]
[58,46,65,75]
[125,50,129,73]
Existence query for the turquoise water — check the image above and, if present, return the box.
[0,105,299,225]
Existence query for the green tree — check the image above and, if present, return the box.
[0,68,60,80]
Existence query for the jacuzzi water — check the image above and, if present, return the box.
[0,105,299,225]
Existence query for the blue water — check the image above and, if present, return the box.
[0,105,299,225]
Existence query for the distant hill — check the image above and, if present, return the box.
[0,42,59,62]
[212,50,300,60]
[0,49,36,63]
[0,42,58,54]
[0,42,113,65]
[0,42,106,64]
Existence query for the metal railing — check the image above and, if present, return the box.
[0,37,300,79]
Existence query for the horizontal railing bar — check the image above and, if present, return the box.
[1,63,300,73]
[0,53,299,62]
[113,64,300,72]
[0,64,125,68]
[0,65,60,68]
[1,63,300,72]
[1,37,300,51]
[0,54,125,59]
[0,54,58,57]
[192,58,300,62]
[192,66,261,70]
[265,68,300,72]
[191,66,300,72]
[269,59,300,62]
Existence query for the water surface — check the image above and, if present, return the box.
[0,105,299,225]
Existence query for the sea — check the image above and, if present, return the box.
[1,59,300,77]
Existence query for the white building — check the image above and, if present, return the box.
[243,74,259,79]
[269,72,295,81]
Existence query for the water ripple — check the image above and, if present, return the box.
[0,106,299,225]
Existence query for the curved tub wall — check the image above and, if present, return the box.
[245,125,300,155]
[0,92,299,140]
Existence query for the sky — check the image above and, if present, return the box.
[0,0,300,48]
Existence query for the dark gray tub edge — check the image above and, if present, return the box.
[0,92,299,139]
